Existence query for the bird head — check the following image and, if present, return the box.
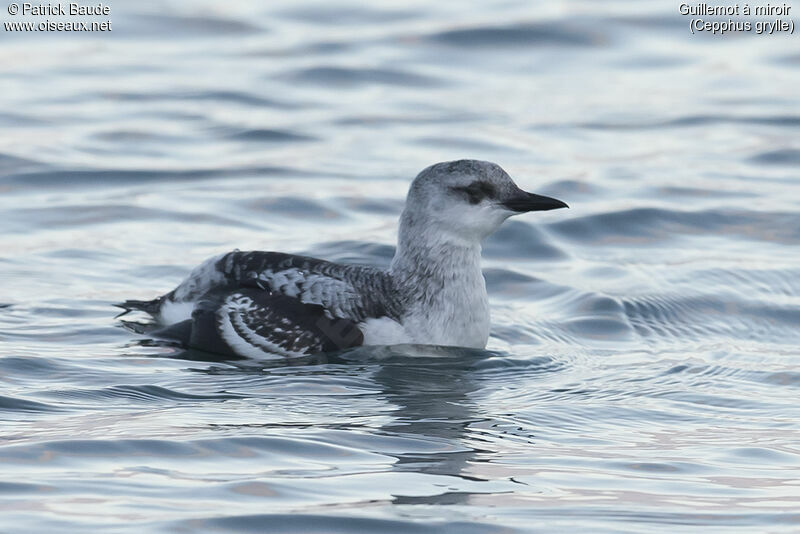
[401,159,568,244]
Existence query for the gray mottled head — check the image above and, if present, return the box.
[399,160,567,246]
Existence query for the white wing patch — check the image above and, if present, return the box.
[257,269,356,318]
[265,269,304,298]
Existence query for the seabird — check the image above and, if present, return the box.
[117,160,568,359]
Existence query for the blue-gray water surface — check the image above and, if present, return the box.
[1,1,799,532]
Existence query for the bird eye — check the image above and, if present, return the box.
[450,181,495,204]
[478,181,496,198]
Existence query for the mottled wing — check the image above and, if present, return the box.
[188,289,364,359]
[210,251,399,322]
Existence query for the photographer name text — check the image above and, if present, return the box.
[5,2,112,32]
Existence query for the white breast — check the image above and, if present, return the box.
[400,291,490,348]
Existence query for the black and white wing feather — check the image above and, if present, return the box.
[184,289,364,359]
[119,251,401,359]
[166,251,400,322]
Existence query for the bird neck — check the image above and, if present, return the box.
[389,214,490,348]
[390,216,483,283]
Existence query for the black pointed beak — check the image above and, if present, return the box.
[502,191,569,212]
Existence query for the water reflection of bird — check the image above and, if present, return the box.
[336,344,490,506]
[117,160,568,359]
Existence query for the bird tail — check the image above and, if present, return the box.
[113,297,163,318]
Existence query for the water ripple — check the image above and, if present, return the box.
[750,149,800,166]
[0,394,61,413]
[285,66,444,88]
[550,208,800,245]
[188,514,507,534]
[429,22,605,47]
[227,129,317,143]
[38,385,242,405]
